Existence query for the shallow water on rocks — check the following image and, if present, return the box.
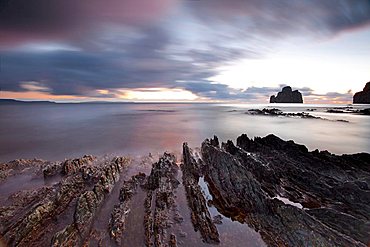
[198,177,267,247]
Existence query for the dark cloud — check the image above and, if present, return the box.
[0,0,369,101]
[311,91,353,102]
[187,0,370,37]
[180,83,318,101]
[0,0,175,46]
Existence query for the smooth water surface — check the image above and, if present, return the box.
[0,103,369,161]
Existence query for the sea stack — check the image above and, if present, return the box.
[270,86,303,103]
[353,82,370,104]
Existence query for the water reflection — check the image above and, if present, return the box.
[0,103,369,162]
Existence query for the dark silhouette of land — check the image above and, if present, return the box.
[270,86,303,103]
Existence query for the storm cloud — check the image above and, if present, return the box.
[1,0,369,101]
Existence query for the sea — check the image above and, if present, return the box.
[0,102,369,162]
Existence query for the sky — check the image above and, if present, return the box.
[0,0,370,103]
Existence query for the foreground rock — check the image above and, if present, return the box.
[51,157,127,246]
[270,86,303,103]
[200,134,369,246]
[143,153,181,247]
[181,143,219,243]
[353,82,370,104]
[109,173,146,244]
[1,135,369,247]
[0,156,130,247]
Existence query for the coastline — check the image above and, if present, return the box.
[0,134,369,246]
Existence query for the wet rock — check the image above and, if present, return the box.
[213,215,223,225]
[61,155,96,175]
[0,155,132,247]
[270,86,303,103]
[143,153,180,247]
[51,158,128,246]
[169,234,177,247]
[2,173,87,247]
[181,143,220,244]
[0,159,48,182]
[353,82,370,104]
[358,108,370,115]
[43,163,62,178]
[1,138,369,247]
[247,108,324,120]
[109,173,146,244]
[201,134,370,246]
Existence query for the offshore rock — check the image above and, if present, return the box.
[270,86,303,103]
[353,82,370,104]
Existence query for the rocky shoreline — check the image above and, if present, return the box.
[0,134,369,246]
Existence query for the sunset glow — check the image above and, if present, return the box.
[1,0,369,102]
[120,88,198,101]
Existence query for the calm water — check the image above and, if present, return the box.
[0,103,369,162]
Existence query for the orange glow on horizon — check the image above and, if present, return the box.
[0,89,352,104]
[118,88,198,101]
[0,90,89,101]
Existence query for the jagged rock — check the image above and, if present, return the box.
[246,108,350,122]
[143,153,180,247]
[1,171,88,247]
[1,139,369,247]
[43,162,62,178]
[181,143,220,244]
[359,108,370,115]
[270,86,303,103]
[201,134,370,246]
[353,82,370,104]
[247,108,324,120]
[1,159,48,182]
[0,156,131,247]
[169,234,177,247]
[109,173,146,244]
[213,215,223,225]
[51,158,127,246]
[61,155,95,175]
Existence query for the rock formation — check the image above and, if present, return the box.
[353,82,370,104]
[1,135,369,246]
[201,134,369,246]
[181,143,220,243]
[270,86,303,103]
[143,153,181,247]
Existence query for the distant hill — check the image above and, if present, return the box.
[0,99,56,104]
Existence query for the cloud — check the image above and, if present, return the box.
[307,91,353,103]
[20,81,50,92]
[179,83,312,101]
[187,0,370,37]
[0,0,176,47]
[1,0,369,102]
